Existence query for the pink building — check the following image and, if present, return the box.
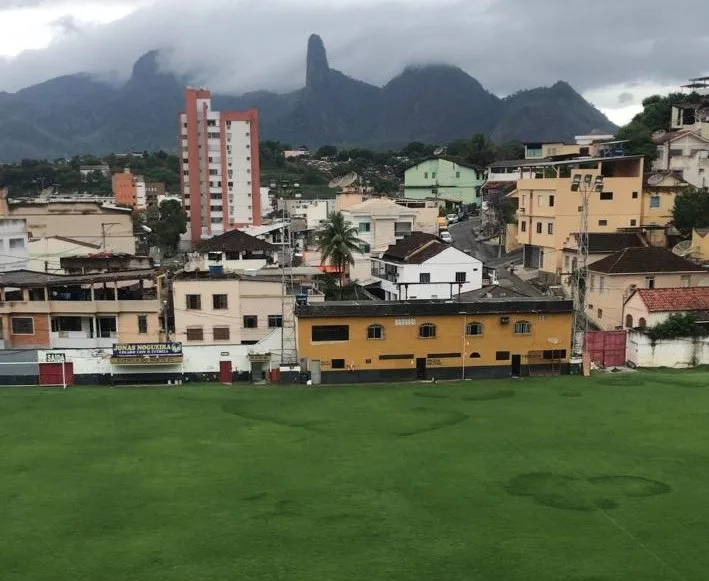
[180,88,261,242]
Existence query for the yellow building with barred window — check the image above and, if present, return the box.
[296,298,573,384]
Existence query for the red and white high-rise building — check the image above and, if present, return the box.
[179,88,261,242]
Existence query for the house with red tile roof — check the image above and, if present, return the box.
[623,287,709,330]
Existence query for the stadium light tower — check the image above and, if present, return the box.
[570,172,604,365]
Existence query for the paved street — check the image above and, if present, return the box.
[448,217,499,262]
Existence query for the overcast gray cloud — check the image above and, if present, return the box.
[0,0,707,112]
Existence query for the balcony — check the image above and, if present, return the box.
[51,332,116,349]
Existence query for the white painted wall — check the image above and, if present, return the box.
[37,328,289,377]
[626,330,709,368]
[0,219,28,272]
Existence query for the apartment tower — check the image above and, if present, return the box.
[180,88,261,242]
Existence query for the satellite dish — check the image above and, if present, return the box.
[433,147,444,156]
[328,176,343,188]
[652,130,666,140]
[698,107,709,122]
[339,172,358,188]
[646,174,664,186]
[672,240,695,257]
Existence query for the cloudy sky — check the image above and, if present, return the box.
[0,0,707,125]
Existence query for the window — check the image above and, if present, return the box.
[520,221,526,232]
[590,275,596,292]
[359,243,371,253]
[424,172,428,178]
[419,323,436,339]
[51,317,82,332]
[597,309,603,318]
[549,195,555,207]
[536,222,542,234]
[470,352,481,358]
[632,191,638,199]
[514,321,532,335]
[599,276,605,294]
[598,220,608,226]
[547,223,554,235]
[312,325,349,342]
[186,294,201,310]
[639,317,647,329]
[138,315,148,334]
[455,272,467,283]
[186,327,204,341]
[543,349,567,359]
[11,317,33,335]
[243,315,258,329]
[212,294,228,310]
[466,322,483,336]
[496,351,510,361]
[213,327,230,340]
[645,276,655,289]
[367,324,384,340]
[419,273,431,284]
[209,169,218,176]
[9,238,24,249]
[456,171,461,178]
[630,219,637,226]
[358,222,371,233]
[268,315,283,328]
[650,196,661,208]
[331,359,346,369]
[681,275,691,288]
[625,314,633,328]
[432,172,437,179]
[28,288,45,301]
[600,191,613,201]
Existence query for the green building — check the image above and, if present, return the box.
[404,158,486,206]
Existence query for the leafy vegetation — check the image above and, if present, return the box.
[672,186,709,236]
[646,312,707,341]
[315,211,364,293]
[139,199,187,256]
[616,92,704,163]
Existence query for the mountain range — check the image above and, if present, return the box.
[0,34,617,161]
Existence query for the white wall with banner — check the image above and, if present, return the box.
[35,328,286,380]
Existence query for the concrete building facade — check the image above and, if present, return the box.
[404,158,486,206]
[0,218,28,272]
[180,88,261,242]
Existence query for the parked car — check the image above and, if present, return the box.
[440,230,453,243]
[446,213,458,224]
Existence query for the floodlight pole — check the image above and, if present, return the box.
[571,174,603,361]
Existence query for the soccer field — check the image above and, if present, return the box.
[1,372,707,580]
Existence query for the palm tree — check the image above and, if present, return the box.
[315,211,364,295]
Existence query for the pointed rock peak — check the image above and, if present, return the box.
[306,34,329,90]
[131,50,162,80]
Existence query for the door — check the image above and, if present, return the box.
[511,354,522,377]
[39,362,74,386]
[416,357,427,380]
[311,360,321,385]
[219,361,232,384]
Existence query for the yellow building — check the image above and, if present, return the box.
[296,298,573,383]
[512,155,645,274]
[690,228,709,263]
[641,171,688,228]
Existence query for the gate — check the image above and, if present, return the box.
[39,362,74,387]
[585,330,627,368]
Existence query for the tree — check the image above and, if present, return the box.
[315,212,364,295]
[672,186,709,236]
[464,134,496,167]
[615,120,656,164]
[146,199,187,256]
[315,145,338,159]
[402,142,434,158]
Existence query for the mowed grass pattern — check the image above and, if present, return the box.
[1,371,709,580]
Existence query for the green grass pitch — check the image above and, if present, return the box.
[1,371,707,580]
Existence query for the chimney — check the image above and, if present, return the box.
[0,186,9,216]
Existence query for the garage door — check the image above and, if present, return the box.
[39,362,74,386]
